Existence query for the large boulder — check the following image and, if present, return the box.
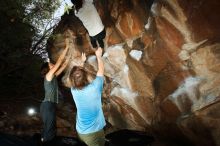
[47,0,220,145]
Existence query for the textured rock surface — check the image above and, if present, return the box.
[47,0,220,145]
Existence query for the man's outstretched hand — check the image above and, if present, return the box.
[65,38,70,48]
[95,47,103,58]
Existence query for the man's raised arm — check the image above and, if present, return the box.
[46,39,70,81]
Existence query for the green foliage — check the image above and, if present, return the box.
[0,0,60,52]
[0,0,34,51]
[23,0,60,28]
[64,3,72,15]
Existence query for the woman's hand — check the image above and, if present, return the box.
[95,47,104,76]
[81,52,86,62]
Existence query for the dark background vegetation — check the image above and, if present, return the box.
[0,0,60,102]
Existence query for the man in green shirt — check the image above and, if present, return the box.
[40,39,69,145]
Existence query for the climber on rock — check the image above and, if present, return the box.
[71,0,106,51]
[69,47,106,146]
[39,38,70,145]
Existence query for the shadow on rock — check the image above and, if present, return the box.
[0,133,86,146]
[0,130,155,146]
[105,129,155,146]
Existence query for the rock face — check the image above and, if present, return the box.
[48,0,220,145]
